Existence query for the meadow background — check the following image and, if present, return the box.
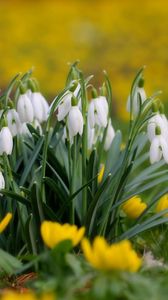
[0,0,168,120]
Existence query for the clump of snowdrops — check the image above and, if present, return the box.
[0,63,168,299]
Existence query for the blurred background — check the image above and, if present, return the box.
[0,0,168,120]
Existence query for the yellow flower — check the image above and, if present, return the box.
[41,221,85,248]
[98,164,105,184]
[81,237,141,272]
[40,294,56,300]
[122,196,147,219]
[1,292,56,300]
[156,194,168,217]
[1,292,36,300]
[0,213,12,233]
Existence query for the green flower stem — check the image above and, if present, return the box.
[68,139,73,224]
[29,214,38,270]
[80,71,88,224]
[19,136,28,166]
[41,86,71,208]
[3,154,29,247]
[98,125,108,167]
[41,129,50,204]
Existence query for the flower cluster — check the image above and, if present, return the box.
[0,84,49,155]
[55,82,115,150]
[41,221,142,273]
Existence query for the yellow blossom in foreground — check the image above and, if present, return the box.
[1,292,56,300]
[82,237,142,272]
[98,164,105,184]
[41,221,85,248]
[156,194,168,217]
[0,213,12,233]
[1,292,36,300]
[0,291,56,300]
[122,196,147,219]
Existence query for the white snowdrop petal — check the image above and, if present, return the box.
[104,120,115,151]
[149,137,161,164]
[31,92,44,122]
[41,95,49,121]
[159,136,168,164]
[98,96,109,116]
[147,120,156,142]
[0,127,13,155]
[7,109,21,137]
[95,102,108,128]
[127,87,146,117]
[17,94,34,123]
[94,97,108,128]
[73,83,80,97]
[138,88,146,102]
[57,94,72,121]
[67,106,83,138]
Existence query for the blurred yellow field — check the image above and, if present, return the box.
[0,0,168,119]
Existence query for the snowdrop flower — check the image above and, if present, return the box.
[57,93,72,121]
[104,119,115,151]
[88,96,108,129]
[127,84,146,117]
[30,92,49,123]
[7,109,21,137]
[0,127,13,155]
[147,114,168,142]
[49,81,80,121]
[17,93,34,123]
[67,106,83,139]
[149,134,168,164]
[0,171,5,191]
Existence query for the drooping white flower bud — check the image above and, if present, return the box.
[49,81,80,120]
[30,92,49,123]
[0,127,13,155]
[88,96,108,129]
[147,114,168,142]
[7,109,21,137]
[67,106,83,138]
[127,85,146,117]
[57,93,72,121]
[17,93,34,123]
[104,119,115,151]
[149,135,168,164]
[0,171,5,191]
